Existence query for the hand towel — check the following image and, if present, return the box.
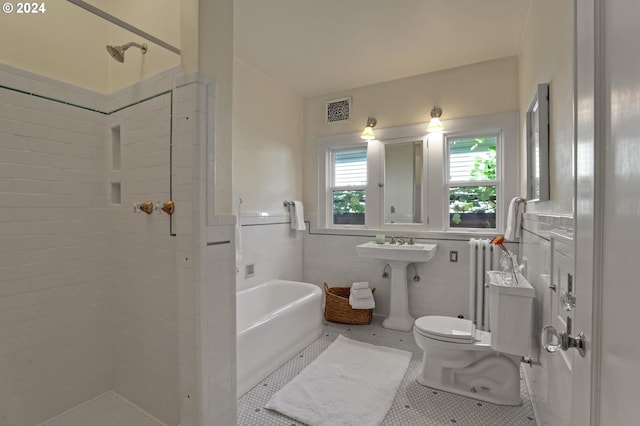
[351,281,369,290]
[349,294,375,310]
[290,200,306,231]
[505,197,523,241]
[350,288,373,300]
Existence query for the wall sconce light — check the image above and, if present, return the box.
[427,106,444,132]
[361,117,377,140]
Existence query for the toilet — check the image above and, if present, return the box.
[412,271,535,405]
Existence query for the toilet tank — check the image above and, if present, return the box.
[487,271,535,356]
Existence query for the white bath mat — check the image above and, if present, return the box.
[265,335,411,426]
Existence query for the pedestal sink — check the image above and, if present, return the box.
[356,241,438,331]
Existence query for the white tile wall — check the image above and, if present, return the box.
[173,76,237,426]
[0,70,110,426]
[108,89,179,425]
[520,212,573,425]
[303,232,509,320]
[236,215,303,291]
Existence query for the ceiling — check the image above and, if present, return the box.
[234,0,532,97]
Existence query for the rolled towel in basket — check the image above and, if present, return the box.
[349,294,375,310]
[351,281,369,290]
[350,288,373,300]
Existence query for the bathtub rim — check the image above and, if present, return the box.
[236,279,322,336]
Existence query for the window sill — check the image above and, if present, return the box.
[310,223,501,242]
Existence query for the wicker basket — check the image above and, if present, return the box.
[323,283,375,325]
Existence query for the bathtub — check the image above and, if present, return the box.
[236,279,323,397]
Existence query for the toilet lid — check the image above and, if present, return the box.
[414,316,475,343]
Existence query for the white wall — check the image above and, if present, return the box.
[0,0,180,94]
[303,56,520,212]
[232,59,304,291]
[517,0,576,424]
[0,65,110,426]
[301,57,520,318]
[105,0,181,93]
[519,0,574,214]
[232,58,304,214]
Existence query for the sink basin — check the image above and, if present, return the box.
[356,241,438,263]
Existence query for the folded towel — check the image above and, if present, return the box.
[349,294,375,310]
[350,288,373,300]
[351,281,369,290]
[505,197,523,241]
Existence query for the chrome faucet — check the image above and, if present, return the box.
[390,236,414,245]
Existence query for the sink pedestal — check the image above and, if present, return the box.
[382,260,415,331]
[355,241,438,333]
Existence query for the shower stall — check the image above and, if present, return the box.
[0,1,236,425]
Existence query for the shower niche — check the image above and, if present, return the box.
[110,124,121,205]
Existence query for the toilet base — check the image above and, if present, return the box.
[416,351,522,406]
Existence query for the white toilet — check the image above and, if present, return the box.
[412,271,535,405]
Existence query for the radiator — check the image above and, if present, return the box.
[468,238,500,331]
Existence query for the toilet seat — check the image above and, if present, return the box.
[414,316,476,344]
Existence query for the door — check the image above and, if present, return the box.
[541,2,596,424]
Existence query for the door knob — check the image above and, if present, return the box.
[541,325,586,357]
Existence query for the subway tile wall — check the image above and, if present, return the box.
[0,66,110,425]
[0,63,184,426]
[173,75,237,426]
[108,87,178,424]
[235,213,303,292]
[303,229,505,320]
[520,212,574,425]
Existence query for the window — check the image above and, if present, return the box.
[330,147,367,225]
[446,134,498,229]
[317,112,518,234]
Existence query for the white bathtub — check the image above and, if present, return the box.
[236,279,323,397]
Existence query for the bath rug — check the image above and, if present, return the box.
[265,335,411,426]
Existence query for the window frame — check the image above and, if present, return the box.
[444,131,501,231]
[316,112,519,237]
[329,146,368,226]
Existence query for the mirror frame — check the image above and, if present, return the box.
[526,82,550,201]
[382,139,424,225]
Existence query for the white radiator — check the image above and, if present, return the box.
[468,238,500,331]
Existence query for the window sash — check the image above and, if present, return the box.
[331,148,367,187]
[445,133,500,230]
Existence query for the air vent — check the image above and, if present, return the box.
[325,97,351,124]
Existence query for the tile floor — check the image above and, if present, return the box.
[39,392,167,426]
[238,316,538,426]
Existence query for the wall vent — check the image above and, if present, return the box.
[325,97,351,124]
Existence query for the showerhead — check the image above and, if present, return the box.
[106,42,147,63]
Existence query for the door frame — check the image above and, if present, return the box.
[573,0,603,424]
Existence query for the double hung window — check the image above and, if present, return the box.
[446,134,498,229]
[318,112,518,234]
[330,147,367,225]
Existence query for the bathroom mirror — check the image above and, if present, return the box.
[526,82,550,201]
[384,140,423,224]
